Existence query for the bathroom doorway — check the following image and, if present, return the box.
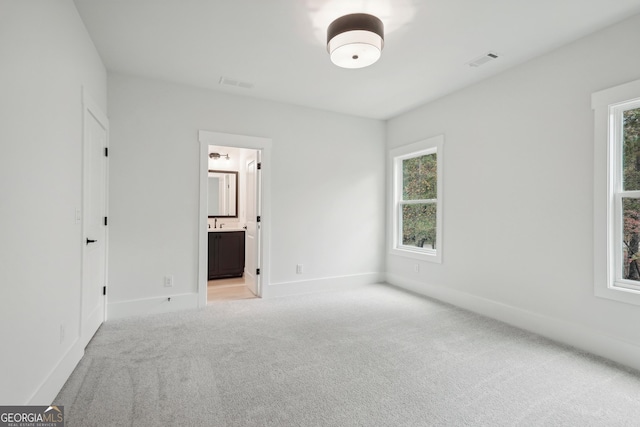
[206,145,259,302]
[198,131,271,306]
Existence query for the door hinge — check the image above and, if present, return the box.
[103,286,107,296]
[257,162,262,170]
[104,147,109,157]
[256,268,260,275]
[257,216,261,223]
[104,216,108,226]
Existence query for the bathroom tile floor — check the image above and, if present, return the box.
[207,276,257,303]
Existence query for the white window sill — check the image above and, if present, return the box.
[595,284,640,307]
[389,247,441,263]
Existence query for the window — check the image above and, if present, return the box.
[389,135,443,262]
[593,79,640,305]
[616,103,640,290]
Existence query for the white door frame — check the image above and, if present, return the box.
[198,130,272,307]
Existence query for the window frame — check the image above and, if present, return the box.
[612,99,640,292]
[592,78,640,305]
[389,135,444,263]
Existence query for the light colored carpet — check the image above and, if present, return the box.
[55,284,640,426]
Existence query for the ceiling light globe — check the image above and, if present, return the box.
[328,30,382,69]
[327,14,384,69]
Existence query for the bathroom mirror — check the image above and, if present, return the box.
[208,170,238,218]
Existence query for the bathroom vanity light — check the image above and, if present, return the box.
[209,152,230,160]
[327,13,384,69]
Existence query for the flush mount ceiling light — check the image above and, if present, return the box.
[327,13,384,69]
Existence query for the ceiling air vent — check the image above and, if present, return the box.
[468,51,499,67]
[219,76,254,89]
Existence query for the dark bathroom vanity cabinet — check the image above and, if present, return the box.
[208,230,245,280]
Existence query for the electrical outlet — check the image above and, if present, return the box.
[296,264,303,274]
[164,275,174,287]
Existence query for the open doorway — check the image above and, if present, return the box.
[198,131,272,307]
[206,145,260,302]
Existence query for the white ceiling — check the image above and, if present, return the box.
[74,0,640,120]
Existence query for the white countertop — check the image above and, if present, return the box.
[208,228,245,233]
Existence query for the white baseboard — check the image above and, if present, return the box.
[28,339,84,405]
[107,293,199,320]
[266,272,384,298]
[386,273,640,372]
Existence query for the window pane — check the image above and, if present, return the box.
[403,153,437,200]
[623,107,640,191]
[622,197,640,282]
[402,203,437,249]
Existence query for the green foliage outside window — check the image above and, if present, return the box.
[402,153,437,249]
[622,108,640,280]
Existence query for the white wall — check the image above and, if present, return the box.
[107,73,385,316]
[0,1,106,404]
[386,14,640,369]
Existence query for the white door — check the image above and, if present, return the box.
[244,151,261,296]
[81,95,108,347]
